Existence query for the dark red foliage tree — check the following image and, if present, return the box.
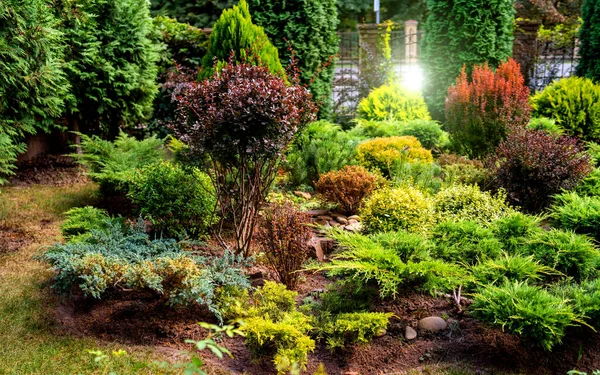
[486,126,592,212]
[174,62,316,256]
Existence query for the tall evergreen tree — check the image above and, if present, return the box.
[248,0,339,118]
[577,0,600,82]
[421,0,514,121]
[0,0,71,182]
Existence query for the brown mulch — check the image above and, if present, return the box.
[9,155,88,186]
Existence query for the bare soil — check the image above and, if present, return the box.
[9,155,88,186]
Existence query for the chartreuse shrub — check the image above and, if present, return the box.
[525,229,600,281]
[552,279,600,329]
[390,161,443,194]
[315,165,383,214]
[445,59,531,158]
[432,184,514,226]
[248,0,338,117]
[527,117,564,135]
[577,0,600,82]
[549,192,600,240]
[285,121,359,187]
[74,132,166,195]
[199,0,284,80]
[472,281,578,351]
[358,83,431,122]
[316,311,392,350]
[306,229,469,298]
[531,77,600,143]
[587,142,600,167]
[60,207,124,241]
[470,254,558,287]
[490,212,544,253]
[350,119,449,151]
[430,221,503,265]
[421,0,514,120]
[576,168,600,196]
[438,154,487,187]
[241,282,315,374]
[487,126,592,212]
[41,220,251,321]
[360,187,434,233]
[128,162,215,238]
[356,136,433,176]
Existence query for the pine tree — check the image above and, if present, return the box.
[421,0,514,121]
[248,0,339,118]
[199,0,285,80]
[576,0,600,82]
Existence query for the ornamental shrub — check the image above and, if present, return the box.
[438,154,487,187]
[390,161,443,194]
[60,207,124,241]
[255,201,312,289]
[421,0,514,120]
[399,119,450,151]
[445,59,531,158]
[0,0,71,183]
[552,279,600,329]
[549,192,600,241]
[575,168,600,196]
[486,127,592,212]
[57,0,160,137]
[470,254,556,286]
[175,62,315,255]
[285,121,359,187]
[431,221,504,265]
[360,187,434,233]
[315,166,382,214]
[356,136,433,176]
[576,0,600,82]
[41,220,251,321]
[490,212,544,253]
[527,117,564,135]
[128,162,216,238]
[73,132,166,196]
[357,83,430,122]
[199,0,285,80]
[317,312,392,350]
[525,229,600,281]
[432,184,514,226]
[472,281,577,351]
[530,77,600,142]
[248,0,339,117]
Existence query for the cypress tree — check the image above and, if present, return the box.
[200,0,285,80]
[421,0,514,121]
[248,0,339,118]
[577,0,600,82]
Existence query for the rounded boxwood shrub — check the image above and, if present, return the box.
[431,220,503,265]
[357,83,430,122]
[531,77,600,143]
[433,184,513,226]
[360,187,434,233]
[128,162,216,238]
[356,136,433,176]
[315,165,383,214]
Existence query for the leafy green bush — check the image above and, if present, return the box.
[431,221,503,265]
[433,184,514,225]
[60,207,123,241]
[390,161,443,194]
[128,162,215,238]
[576,0,600,82]
[242,282,315,374]
[587,142,600,167]
[74,132,166,195]
[527,117,564,135]
[307,229,468,298]
[356,136,433,176]
[317,281,377,315]
[575,168,600,196]
[369,230,434,263]
[525,229,600,281]
[438,154,487,187]
[550,192,600,240]
[531,77,600,143]
[315,165,382,214]
[285,121,359,187]
[490,212,544,253]
[360,187,434,233]
[317,312,392,350]
[399,119,449,150]
[472,281,578,351]
[552,279,600,329]
[357,83,430,122]
[470,254,557,286]
[199,0,284,80]
[41,220,251,321]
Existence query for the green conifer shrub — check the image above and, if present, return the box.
[549,192,600,241]
[421,0,514,120]
[60,206,124,241]
[490,212,544,253]
[576,0,600,82]
[248,0,339,117]
[199,0,285,80]
[431,221,504,265]
[317,312,392,350]
[358,83,430,122]
[470,254,557,286]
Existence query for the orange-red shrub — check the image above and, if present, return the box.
[315,165,382,214]
[445,59,531,158]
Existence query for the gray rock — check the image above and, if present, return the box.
[405,326,417,340]
[348,219,359,225]
[417,317,448,332]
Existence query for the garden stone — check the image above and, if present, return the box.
[307,209,329,217]
[348,219,359,224]
[318,215,333,222]
[348,215,361,221]
[375,329,386,338]
[345,222,363,232]
[294,191,311,200]
[336,216,349,225]
[405,326,417,340]
[329,220,341,227]
[418,317,447,332]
